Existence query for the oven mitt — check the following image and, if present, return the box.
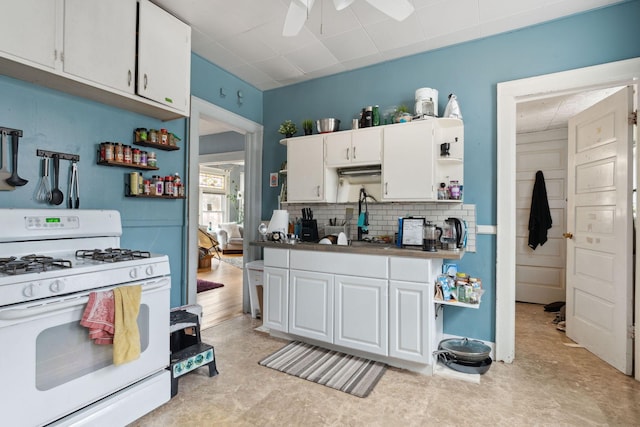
[357,212,368,232]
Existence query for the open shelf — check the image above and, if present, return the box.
[133,140,180,151]
[97,160,159,170]
[125,194,185,199]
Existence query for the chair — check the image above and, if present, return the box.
[213,222,244,254]
[198,228,220,271]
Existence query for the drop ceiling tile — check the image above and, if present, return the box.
[254,56,304,80]
[322,28,378,62]
[416,0,479,39]
[194,40,247,70]
[255,19,317,55]
[285,41,339,73]
[341,52,384,70]
[349,1,394,26]
[228,63,274,86]
[218,30,279,63]
[364,14,426,52]
[305,4,361,38]
[304,62,347,80]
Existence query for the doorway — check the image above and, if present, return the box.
[187,96,263,317]
[496,57,640,381]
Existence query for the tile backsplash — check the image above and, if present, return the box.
[282,202,476,252]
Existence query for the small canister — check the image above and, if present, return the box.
[149,129,158,143]
[155,176,164,196]
[140,151,148,166]
[449,180,461,200]
[103,142,114,161]
[148,152,157,168]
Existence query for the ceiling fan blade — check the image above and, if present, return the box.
[333,0,355,11]
[365,0,414,21]
[283,0,315,37]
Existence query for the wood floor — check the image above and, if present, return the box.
[196,253,243,330]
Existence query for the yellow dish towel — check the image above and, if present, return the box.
[113,285,142,365]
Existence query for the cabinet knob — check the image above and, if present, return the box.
[563,232,573,239]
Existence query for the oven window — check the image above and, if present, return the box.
[35,305,150,391]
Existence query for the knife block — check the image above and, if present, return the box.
[300,219,318,242]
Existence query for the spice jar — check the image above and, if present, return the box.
[132,148,141,165]
[115,143,124,163]
[140,151,148,166]
[123,145,132,164]
[149,129,158,143]
[164,175,174,196]
[160,128,169,145]
[144,179,151,195]
[449,180,461,200]
[154,176,164,196]
[148,152,157,168]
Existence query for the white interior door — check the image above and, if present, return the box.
[515,130,567,303]
[566,86,634,374]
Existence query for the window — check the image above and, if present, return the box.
[199,170,227,229]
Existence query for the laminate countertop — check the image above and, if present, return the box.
[251,240,464,260]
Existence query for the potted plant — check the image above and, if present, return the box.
[394,105,413,123]
[302,119,313,135]
[278,120,298,138]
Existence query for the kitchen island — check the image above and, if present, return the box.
[251,241,465,375]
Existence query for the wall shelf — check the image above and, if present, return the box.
[97,159,159,170]
[125,194,185,199]
[133,140,180,151]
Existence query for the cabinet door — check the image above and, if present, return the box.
[325,132,352,167]
[334,275,388,356]
[263,267,289,332]
[289,270,333,343]
[351,127,382,166]
[137,0,191,113]
[287,135,325,202]
[389,280,431,363]
[0,0,59,70]
[63,0,136,94]
[382,121,435,201]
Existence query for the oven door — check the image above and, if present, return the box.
[0,278,170,427]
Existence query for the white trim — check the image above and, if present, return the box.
[477,225,496,235]
[496,58,640,374]
[199,151,245,164]
[187,96,263,312]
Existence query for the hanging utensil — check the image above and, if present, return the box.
[49,154,64,205]
[6,130,28,187]
[0,130,15,191]
[68,161,79,209]
[36,157,52,202]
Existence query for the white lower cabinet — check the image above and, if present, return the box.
[289,270,334,343]
[334,275,388,356]
[263,267,289,333]
[389,280,431,363]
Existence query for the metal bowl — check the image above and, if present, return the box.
[316,118,340,133]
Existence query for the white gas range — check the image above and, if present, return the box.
[0,209,171,427]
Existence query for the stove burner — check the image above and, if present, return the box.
[0,254,72,275]
[75,248,151,263]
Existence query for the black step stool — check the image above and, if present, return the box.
[169,308,218,397]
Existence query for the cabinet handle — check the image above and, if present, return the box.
[316,185,320,197]
[346,148,350,160]
[353,146,356,159]
[128,70,132,87]
[144,74,148,90]
[384,182,388,195]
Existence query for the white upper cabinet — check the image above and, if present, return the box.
[0,0,190,120]
[325,127,382,167]
[0,0,59,70]
[137,0,191,114]
[286,135,337,203]
[382,120,436,201]
[64,0,136,94]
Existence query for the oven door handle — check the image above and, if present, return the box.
[0,279,170,321]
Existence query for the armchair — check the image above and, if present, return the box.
[214,222,244,254]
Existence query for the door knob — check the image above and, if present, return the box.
[563,232,573,239]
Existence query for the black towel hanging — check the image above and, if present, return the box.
[528,170,553,250]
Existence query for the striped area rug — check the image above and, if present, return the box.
[258,341,386,398]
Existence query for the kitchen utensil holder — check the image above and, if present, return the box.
[37,149,80,162]
[324,225,350,237]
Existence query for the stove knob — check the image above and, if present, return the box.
[23,283,40,298]
[129,267,139,279]
[145,265,154,276]
[49,279,65,293]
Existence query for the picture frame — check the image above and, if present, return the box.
[270,172,279,187]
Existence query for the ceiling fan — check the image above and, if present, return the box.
[283,0,415,36]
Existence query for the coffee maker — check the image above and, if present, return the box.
[422,221,442,252]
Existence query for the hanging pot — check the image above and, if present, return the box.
[436,337,491,362]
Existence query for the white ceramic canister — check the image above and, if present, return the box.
[414,87,439,117]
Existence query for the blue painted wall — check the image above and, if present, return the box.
[262,0,640,341]
[0,53,262,308]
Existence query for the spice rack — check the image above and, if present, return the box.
[134,128,180,151]
[98,159,159,170]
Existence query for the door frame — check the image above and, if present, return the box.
[496,57,640,380]
[187,96,263,310]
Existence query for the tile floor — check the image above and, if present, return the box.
[131,303,640,426]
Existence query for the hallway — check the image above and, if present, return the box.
[197,253,244,330]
